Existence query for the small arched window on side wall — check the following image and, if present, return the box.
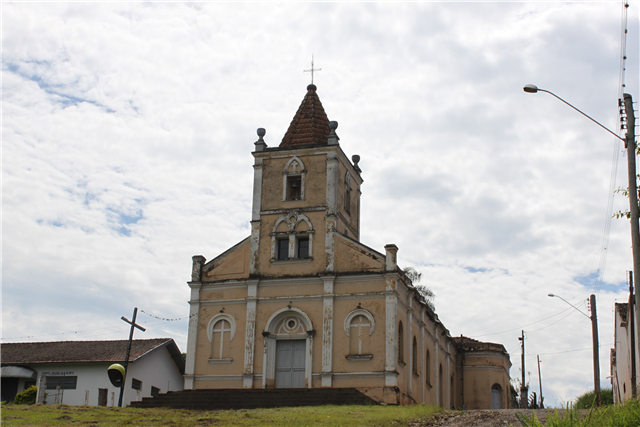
[207,314,236,363]
[397,321,405,366]
[412,336,419,376]
[425,349,431,386]
[450,376,455,409]
[344,172,352,215]
[491,384,502,409]
[438,364,444,407]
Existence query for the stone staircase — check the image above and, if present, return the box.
[130,388,378,410]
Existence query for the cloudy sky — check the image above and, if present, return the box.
[3,2,639,407]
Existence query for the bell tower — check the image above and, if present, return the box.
[248,84,363,277]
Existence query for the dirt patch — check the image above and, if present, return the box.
[55,415,73,420]
[411,409,587,427]
[196,418,221,425]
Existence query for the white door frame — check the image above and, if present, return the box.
[262,307,314,389]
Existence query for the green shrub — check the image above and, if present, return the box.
[13,385,37,405]
[517,397,640,427]
[575,388,613,409]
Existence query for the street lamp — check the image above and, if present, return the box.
[549,293,601,407]
[526,85,639,398]
[523,85,625,141]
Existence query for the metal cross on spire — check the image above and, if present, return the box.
[303,55,321,84]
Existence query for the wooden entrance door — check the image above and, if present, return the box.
[275,340,306,388]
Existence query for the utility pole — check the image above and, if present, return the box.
[518,330,528,408]
[589,295,601,407]
[118,307,146,407]
[623,93,640,395]
[537,355,544,409]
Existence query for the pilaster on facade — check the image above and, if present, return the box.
[249,220,261,275]
[434,329,440,406]
[321,275,336,386]
[243,280,259,388]
[325,151,339,216]
[385,285,398,376]
[184,280,202,390]
[251,158,264,221]
[324,218,336,272]
[421,310,426,403]
[445,341,451,409]
[407,297,413,397]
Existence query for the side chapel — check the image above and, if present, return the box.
[184,84,511,408]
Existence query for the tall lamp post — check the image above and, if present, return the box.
[524,85,639,394]
[549,293,601,406]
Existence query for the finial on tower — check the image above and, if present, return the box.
[303,54,322,85]
[352,155,361,173]
[254,128,267,151]
[328,121,339,145]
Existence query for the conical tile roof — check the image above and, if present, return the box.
[280,84,331,147]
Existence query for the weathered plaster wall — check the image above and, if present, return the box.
[334,236,384,272]
[257,210,327,277]
[202,242,251,281]
[260,153,328,211]
[461,352,511,409]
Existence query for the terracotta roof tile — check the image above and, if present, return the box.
[280,84,331,148]
[1,338,179,365]
[616,302,629,323]
[452,335,508,353]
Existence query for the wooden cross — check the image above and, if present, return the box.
[118,307,146,407]
[303,55,321,84]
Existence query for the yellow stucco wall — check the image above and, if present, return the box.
[260,153,328,211]
[186,142,510,408]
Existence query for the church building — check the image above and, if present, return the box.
[183,84,511,408]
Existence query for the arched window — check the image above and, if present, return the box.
[207,314,236,363]
[425,350,431,385]
[350,315,370,354]
[438,364,443,407]
[271,212,314,262]
[398,322,404,364]
[344,172,352,214]
[412,336,418,375]
[344,309,375,360]
[450,376,455,409]
[283,157,306,201]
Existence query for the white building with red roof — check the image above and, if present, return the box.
[1,338,184,406]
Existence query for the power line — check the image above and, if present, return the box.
[1,308,191,341]
[471,305,577,339]
[594,1,630,293]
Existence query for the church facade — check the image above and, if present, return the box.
[183,84,511,408]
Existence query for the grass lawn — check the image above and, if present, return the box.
[1,403,445,426]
